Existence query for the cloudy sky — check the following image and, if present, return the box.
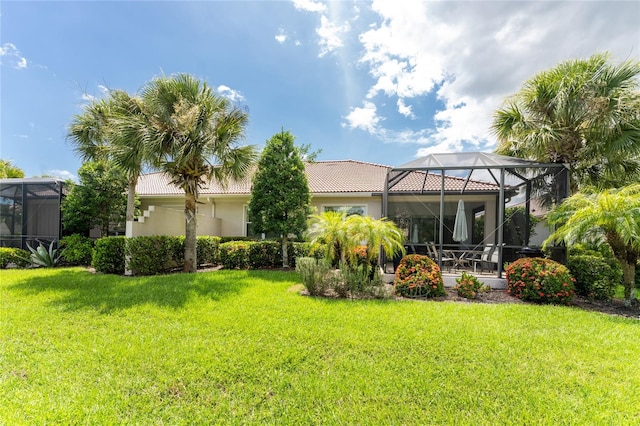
[2,1,639,180]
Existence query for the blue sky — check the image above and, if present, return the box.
[2,1,639,180]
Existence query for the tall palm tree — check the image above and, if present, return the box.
[493,52,640,195]
[140,74,256,272]
[0,159,25,178]
[545,184,640,306]
[67,90,148,225]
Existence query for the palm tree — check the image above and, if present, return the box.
[68,90,148,225]
[307,211,351,266]
[140,74,256,272]
[346,215,405,267]
[545,184,640,306]
[492,52,640,195]
[0,159,25,178]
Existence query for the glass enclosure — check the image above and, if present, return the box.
[0,179,66,249]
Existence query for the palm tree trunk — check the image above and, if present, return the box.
[282,235,289,268]
[620,260,636,307]
[124,178,137,276]
[184,190,197,273]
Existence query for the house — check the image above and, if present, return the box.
[134,159,505,247]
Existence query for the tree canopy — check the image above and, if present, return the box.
[62,161,129,237]
[248,130,311,267]
[493,52,640,193]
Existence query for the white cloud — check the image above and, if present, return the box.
[47,169,77,182]
[81,93,96,102]
[13,134,29,139]
[318,1,640,156]
[0,43,28,70]
[292,0,327,14]
[216,85,245,103]
[342,101,381,133]
[98,85,110,95]
[317,15,350,57]
[275,28,288,44]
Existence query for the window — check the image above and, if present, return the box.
[322,205,367,216]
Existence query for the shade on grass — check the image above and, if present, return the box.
[1,268,639,424]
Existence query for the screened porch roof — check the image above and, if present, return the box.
[395,152,560,171]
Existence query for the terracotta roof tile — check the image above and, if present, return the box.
[135,160,500,196]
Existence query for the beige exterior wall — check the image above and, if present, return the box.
[133,194,384,238]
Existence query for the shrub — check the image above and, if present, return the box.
[338,262,388,299]
[219,241,250,269]
[93,237,126,274]
[394,254,445,298]
[197,236,220,266]
[60,234,94,266]
[568,254,622,300]
[505,257,574,304]
[249,241,280,269]
[0,247,31,269]
[295,257,332,296]
[166,236,185,269]
[454,272,489,299]
[127,235,174,275]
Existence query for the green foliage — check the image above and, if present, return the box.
[503,206,541,246]
[394,254,445,298]
[60,234,94,266]
[92,236,126,274]
[568,255,622,300]
[337,261,388,299]
[127,236,174,275]
[248,130,311,267]
[0,159,25,178]
[248,240,280,269]
[0,247,30,268]
[219,241,250,269]
[454,272,489,299]
[62,161,129,236]
[295,257,332,296]
[493,52,640,191]
[306,211,405,267]
[26,242,61,268]
[197,236,220,266]
[505,257,574,304]
[546,184,640,304]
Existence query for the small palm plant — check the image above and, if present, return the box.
[26,241,61,268]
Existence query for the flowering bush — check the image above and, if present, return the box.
[505,257,575,304]
[394,254,445,298]
[454,272,489,299]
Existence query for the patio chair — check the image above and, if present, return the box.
[472,245,498,273]
[429,243,454,272]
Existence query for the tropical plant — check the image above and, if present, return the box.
[0,159,25,178]
[306,211,405,269]
[26,241,61,268]
[505,257,575,304]
[59,234,94,266]
[140,74,256,272]
[394,254,445,298]
[248,130,311,267]
[68,89,149,226]
[545,184,640,305]
[454,272,489,299]
[493,52,640,194]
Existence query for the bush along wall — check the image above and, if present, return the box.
[0,247,31,269]
[93,236,126,275]
[394,254,445,298]
[60,234,94,266]
[505,257,575,304]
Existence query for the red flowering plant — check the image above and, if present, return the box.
[394,254,445,298]
[505,257,575,304]
[454,271,489,299]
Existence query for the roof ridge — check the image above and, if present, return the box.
[310,159,391,169]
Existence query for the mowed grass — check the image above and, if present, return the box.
[1,268,639,424]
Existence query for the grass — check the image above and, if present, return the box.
[1,268,639,424]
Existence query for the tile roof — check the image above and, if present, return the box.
[135,160,500,196]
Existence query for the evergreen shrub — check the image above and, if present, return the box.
[568,254,621,300]
[295,257,332,296]
[127,235,173,275]
[93,237,126,274]
[219,241,250,269]
[0,247,31,269]
[60,234,94,266]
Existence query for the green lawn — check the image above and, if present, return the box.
[2,268,639,424]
